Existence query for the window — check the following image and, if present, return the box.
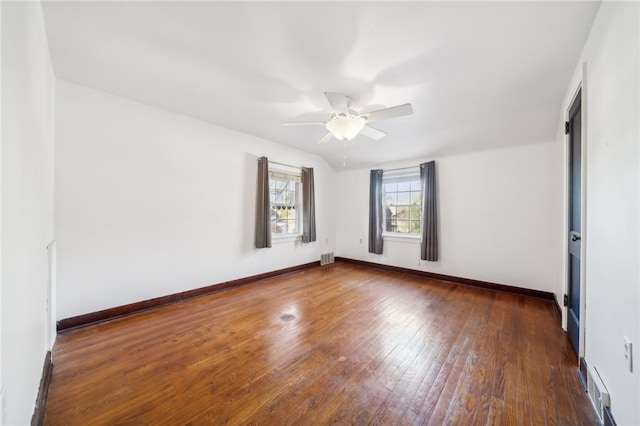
[269,168,301,237]
[383,169,422,236]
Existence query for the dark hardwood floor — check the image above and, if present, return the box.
[44,263,598,425]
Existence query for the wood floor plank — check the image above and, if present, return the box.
[296,279,426,424]
[44,263,599,425]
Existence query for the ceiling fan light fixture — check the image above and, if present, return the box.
[325,116,366,141]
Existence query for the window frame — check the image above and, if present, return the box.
[381,167,423,240]
[269,165,302,242]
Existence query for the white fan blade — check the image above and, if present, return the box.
[317,132,334,144]
[324,92,349,116]
[363,103,413,122]
[360,125,387,140]
[282,121,326,126]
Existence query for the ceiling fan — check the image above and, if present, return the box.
[283,92,413,144]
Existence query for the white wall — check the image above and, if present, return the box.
[1,2,4,420]
[55,80,336,320]
[335,141,562,293]
[0,2,3,421]
[556,2,639,424]
[1,2,56,425]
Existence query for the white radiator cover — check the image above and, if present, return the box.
[320,252,335,266]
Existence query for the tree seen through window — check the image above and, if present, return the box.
[270,178,298,235]
[383,178,422,235]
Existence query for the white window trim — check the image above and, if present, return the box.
[383,233,421,243]
[272,234,302,243]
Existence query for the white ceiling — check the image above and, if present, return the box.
[41,1,600,170]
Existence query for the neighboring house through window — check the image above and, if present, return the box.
[269,166,301,237]
[382,167,422,236]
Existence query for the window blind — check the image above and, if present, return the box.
[382,167,420,183]
[269,170,302,183]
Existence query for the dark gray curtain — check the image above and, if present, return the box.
[368,169,384,254]
[301,167,316,243]
[255,157,271,248]
[420,161,438,261]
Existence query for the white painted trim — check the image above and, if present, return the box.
[271,234,302,244]
[382,234,421,243]
[46,240,57,351]
[578,62,588,361]
[562,110,570,331]
[0,1,3,422]
[562,63,588,360]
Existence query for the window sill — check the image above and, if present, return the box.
[272,234,302,244]
[382,234,421,243]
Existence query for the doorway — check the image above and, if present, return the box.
[567,88,582,357]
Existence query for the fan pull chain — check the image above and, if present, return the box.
[342,140,348,168]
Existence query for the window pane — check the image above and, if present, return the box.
[269,177,299,236]
[385,219,393,233]
[384,205,395,232]
[397,181,410,191]
[385,193,397,206]
[386,205,397,217]
[381,174,421,236]
[396,206,409,219]
[409,205,421,220]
